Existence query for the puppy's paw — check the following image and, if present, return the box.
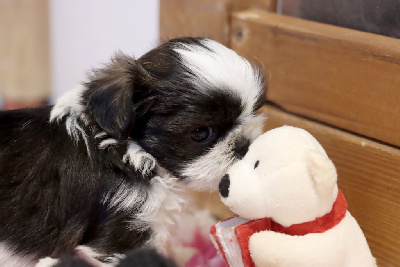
[123,141,156,176]
[35,257,60,267]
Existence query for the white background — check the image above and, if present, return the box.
[49,0,159,102]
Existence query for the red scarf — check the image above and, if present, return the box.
[212,190,348,267]
[270,190,348,235]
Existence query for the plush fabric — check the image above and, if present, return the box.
[213,126,376,267]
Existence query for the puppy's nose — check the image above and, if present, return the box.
[234,138,250,159]
[219,174,230,198]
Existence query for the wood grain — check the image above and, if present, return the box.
[0,0,50,101]
[192,104,399,265]
[160,0,231,45]
[231,11,400,147]
[230,0,277,13]
[160,0,276,46]
[260,104,400,266]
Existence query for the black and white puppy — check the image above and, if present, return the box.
[0,37,266,266]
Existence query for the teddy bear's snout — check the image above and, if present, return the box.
[219,174,230,198]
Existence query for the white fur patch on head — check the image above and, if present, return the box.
[173,39,265,119]
[241,114,266,142]
[173,39,266,191]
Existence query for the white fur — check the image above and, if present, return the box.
[123,141,156,176]
[181,128,241,191]
[35,246,122,267]
[174,39,264,120]
[50,84,86,124]
[131,172,190,254]
[0,242,37,267]
[35,257,60,267]
[102,165,189,254]
[221,126,376,266]
[98,138,119,149]
[95,132,108,139]
[75,246,122,266]
[50,84,93,159]
[103,180,147,212]
[174,39,266,191]
[50,84,90,145]
[241,114,266,142]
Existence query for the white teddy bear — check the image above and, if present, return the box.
[216,126,376,267]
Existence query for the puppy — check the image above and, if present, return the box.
[0,37,266,266]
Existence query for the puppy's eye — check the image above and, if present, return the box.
[191,127,213,143]
[254,160,259,169]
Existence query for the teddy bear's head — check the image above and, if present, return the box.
[218,126,339,227]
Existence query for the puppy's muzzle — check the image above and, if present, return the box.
[219,174,230,198]
[234,138,250,159]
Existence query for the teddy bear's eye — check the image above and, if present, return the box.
[254,160,259,169]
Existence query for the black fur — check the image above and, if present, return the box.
[0,106,151,259]
[0,37,266,264]
[54,248,176,267]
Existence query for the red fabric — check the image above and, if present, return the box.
[211,190,348,267]
[271,190,347,235]
[234,218,271,267]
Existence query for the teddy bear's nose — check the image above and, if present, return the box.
[219,174,230,198]
[234,138,250,159]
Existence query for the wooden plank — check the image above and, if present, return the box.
[0,0,50,102]
[160,0,231,45]
[231,11,400,147]
[192,104,399,265]
[260,104,400,267]
[230,0,277,13]
[160,0,276,46]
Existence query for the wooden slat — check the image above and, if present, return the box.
[231,11,400,147]
[160,0,276,46]
[160,0,231,45]
[230,0,276,13]
[260,104,400,267]
[0,0,50,102]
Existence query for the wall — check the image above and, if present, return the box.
[49,0,159,102]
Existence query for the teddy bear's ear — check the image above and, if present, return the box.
[307,150,337,196]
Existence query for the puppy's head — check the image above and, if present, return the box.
[82,37,266,191]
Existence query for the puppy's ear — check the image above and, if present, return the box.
[84,53,150,139]
[307,150,337,196]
